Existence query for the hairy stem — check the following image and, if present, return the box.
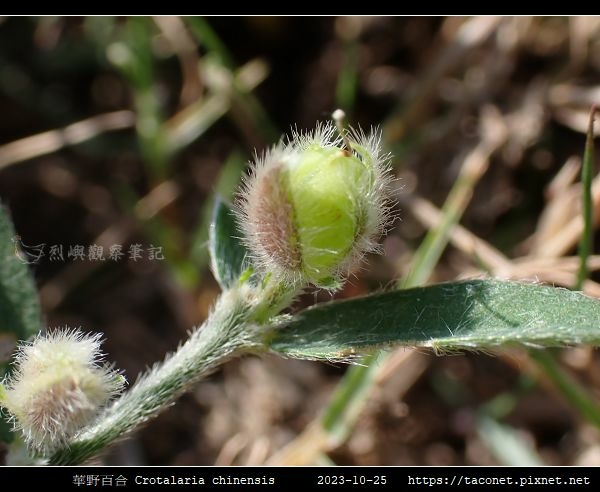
[49,287,263,465]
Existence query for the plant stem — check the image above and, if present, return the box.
[49,287,262,465]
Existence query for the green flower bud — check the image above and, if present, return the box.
[0,329,125,455]
[237,121,393,288]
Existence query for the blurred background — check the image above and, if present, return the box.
[1,16,600,465]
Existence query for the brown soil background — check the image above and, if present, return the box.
[1,16,600,466]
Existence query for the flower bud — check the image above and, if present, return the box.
[237,121,393,288]
[0,329,125,455]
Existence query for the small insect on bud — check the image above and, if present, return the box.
[237,112,393,288]
[0,329,125,455]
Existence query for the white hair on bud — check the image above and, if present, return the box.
[0,328,125,455]
[235,119,395,289]
[341,125,395,272]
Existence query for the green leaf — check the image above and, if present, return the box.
[0,205,41,340]
[189,151,245,275]
[0,204,42,443]
[269,280,600,360]
[209,197,248,290]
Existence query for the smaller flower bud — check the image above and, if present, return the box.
[0,329,125,455]
[237,120,393,288]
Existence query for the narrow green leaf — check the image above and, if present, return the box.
[209,198,248,290]
[0,204,42,443]
[529,349,600,428]
[185,17,236,69]
[335,41,359,115]
[0,205,41,341]
[269,280,600,360]
[576,105,597,290]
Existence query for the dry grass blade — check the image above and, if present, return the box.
[0,111,135,169]
[385,16,503,142]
